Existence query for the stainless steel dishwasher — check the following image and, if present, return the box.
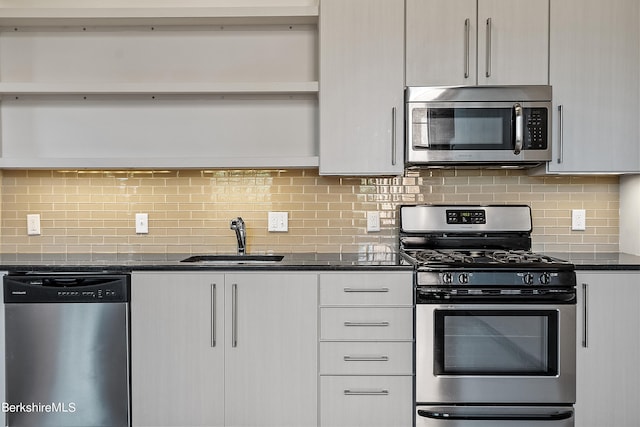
[3,273,130,427]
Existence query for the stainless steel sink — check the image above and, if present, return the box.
[180,254,284,263]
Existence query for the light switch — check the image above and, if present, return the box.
[136,213,149,234]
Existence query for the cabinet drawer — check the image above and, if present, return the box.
[320,375,413,427]
[320,342,413,375]
[321,307,413,341]
[320,272,413,306]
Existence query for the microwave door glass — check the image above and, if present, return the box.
[419,108,514,150]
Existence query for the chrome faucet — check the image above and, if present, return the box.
[230,217,246,255]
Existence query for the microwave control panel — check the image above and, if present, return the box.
[525,108,548,149]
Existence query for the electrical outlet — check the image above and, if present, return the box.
[136,213,149,234]
[367,211,381,232]
[27,214,41,236]
[268,212,288,232]
[571,209,586,231]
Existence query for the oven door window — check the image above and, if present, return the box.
[434,310,558,376]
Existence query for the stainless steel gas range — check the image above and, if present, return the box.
[400,205,576,427]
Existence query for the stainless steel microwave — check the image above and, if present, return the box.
[406,85,552,167]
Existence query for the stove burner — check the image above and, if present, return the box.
[405,249,567,267]
[414,250,475,264]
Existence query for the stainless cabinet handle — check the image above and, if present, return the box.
[557,105,564,164]
[211,283,216,347]
[344,321,390,327]
[485,18,492,78]
[343,287,390,293]
[514,103,523,155]
[232,283,238,348]
[344,389,389,396]
[391,107,397,166]
[464,18,470,78]
[344,355,389,362]
[582,283,588,348]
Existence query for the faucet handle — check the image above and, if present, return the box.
[230,217,244,229]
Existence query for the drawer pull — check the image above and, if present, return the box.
[343,287,390,293]
[343,355,389,362]
[344,389,389,396]
[344,321,390,327]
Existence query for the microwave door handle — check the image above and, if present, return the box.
[514,103,523,155]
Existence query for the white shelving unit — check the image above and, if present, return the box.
[0,3,319,169]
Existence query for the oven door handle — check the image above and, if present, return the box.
[417,409,574,421]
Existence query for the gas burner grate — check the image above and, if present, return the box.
[413,250,475,264]
[405,249,567,267]
[488,250,554,264]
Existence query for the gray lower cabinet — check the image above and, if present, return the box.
[131,271,318,427]
[575,271,640,426]
[319,272,414,427]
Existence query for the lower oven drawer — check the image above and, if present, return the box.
[416,405,574,427]
[321,376,413,427]
[320,341,413,375]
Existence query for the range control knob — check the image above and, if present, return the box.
[442,272,453,284]
[523,273,534,285]
[458,273,469,284]
[539,273,551,285]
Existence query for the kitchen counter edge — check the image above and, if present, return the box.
[0,253,412,273]
[546,252,640,271]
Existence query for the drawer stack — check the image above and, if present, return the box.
[319,272,414,427]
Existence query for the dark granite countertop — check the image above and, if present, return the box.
[0,252,411,273]
[0,252,637,273]
[545,252,640,271]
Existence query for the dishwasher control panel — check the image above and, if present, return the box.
[4,274,130,303]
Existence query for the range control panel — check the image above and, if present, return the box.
[446,209,486,225]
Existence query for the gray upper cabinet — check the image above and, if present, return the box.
[318,0,405,176]
[542,0,640,174]
[406,0,549,87]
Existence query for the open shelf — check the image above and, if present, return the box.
[0,82,319,96]
[0,5,319,27]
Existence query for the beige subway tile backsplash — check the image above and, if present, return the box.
[0,169,620,255]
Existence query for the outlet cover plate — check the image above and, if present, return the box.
[268,212,288,232]
[571,209,586,231]
[367,211,381,232]
[27,214,41,236]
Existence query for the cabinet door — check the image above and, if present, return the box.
[477,0,549,85]
[131,272,225,427]
[548,0,640,173]
[406,0,477,86]
[224,273,318,427]
[575,272,640,426]
[319,0,404,175]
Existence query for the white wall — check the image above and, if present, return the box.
[620,175,640,255]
